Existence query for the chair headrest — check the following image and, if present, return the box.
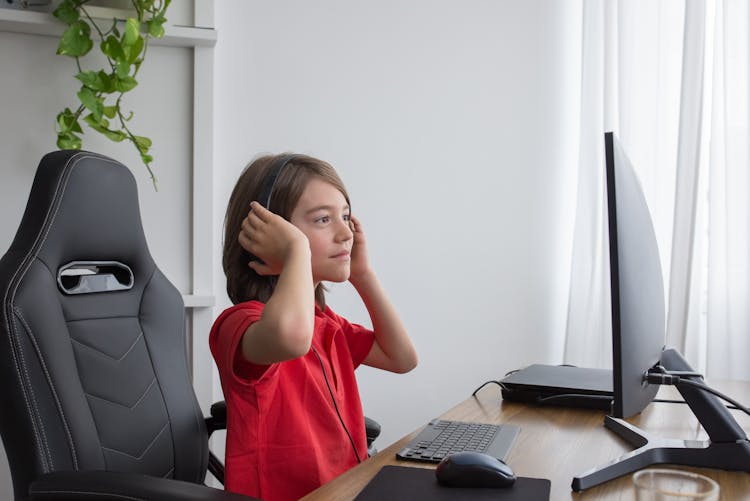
[9,150,153,274]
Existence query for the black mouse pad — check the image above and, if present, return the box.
[353,465,551,501]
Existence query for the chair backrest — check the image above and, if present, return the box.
[0,151,208,499]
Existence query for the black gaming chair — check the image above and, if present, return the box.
[0,151,253,500]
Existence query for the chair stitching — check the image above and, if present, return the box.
[2,152,122,474]
[101,422,168,460]
[84,377,156,410]
[4,153,107,325]
[9,310,52,471]
[140,270,208,483]
[15,309,79,470]
[66,315,144,323]
[71,330,144,362]
[135,268,184,478]
[1,154,81,472]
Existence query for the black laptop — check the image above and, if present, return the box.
[500,364,613,410]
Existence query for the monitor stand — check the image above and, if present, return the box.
[572,349,750,491]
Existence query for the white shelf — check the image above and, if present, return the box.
[182,294,215,308]
[0,8,216,47]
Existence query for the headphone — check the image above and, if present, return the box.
[257,153,300,209]
[245,154,299,263]
[252,153,363,464]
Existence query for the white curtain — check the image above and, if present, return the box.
[565,0,750,380]
[691,0,750,379]
[562,0,614,368]
[564,0,684,368]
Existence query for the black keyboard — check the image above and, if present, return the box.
[396,419,519,463]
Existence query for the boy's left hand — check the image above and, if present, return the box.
[349,215,372,282]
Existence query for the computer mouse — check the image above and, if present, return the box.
[435,451,516,488]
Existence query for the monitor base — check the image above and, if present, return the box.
[571,415,750,491]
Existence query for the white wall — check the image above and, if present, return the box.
[214,0,582,448]
[0,34,194,292]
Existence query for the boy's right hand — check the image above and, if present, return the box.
[238,201,310,276]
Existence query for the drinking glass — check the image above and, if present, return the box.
[633,468,719,501]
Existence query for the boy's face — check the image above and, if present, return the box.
[290,178,353,285]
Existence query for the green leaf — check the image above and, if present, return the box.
[103,106,117,119]
[99,71,116,93]
[57,131,82,150]
[114,75,138,93]
[57,21,93,57]
[56,108,82,134]
[83,112,108,128]
[122,18,140,46]
[53,1,80,24]
[56,109,69,130]
[146,17,165,38]
[55,111,68,132]
[103,129,128,142]
[140,152,154,164]
[77,87,104,122]
[84,116,127,142]
[126,37,145,64]
[75,70,98,88]
[115,59,131,79]
[75,70,111,92]
[100,35,125,60]
[133,135,152,152]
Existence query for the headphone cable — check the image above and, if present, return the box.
[311,345,362,463]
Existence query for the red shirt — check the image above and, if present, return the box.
[209,301,375,501]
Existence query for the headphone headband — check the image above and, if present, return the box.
[258,154,299,208]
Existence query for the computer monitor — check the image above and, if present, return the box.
[605,131,663,419]
[573,132,750,491]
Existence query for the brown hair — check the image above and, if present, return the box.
[223,153,351,307]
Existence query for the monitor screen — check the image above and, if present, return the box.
[605,131,664,418]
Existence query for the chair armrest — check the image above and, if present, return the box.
[365,416,382,457]
[205,400,228,485]
[29,470,256,501]
[206,400,227,435]
[364,416,381,446]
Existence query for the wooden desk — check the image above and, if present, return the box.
[302,381,750,500]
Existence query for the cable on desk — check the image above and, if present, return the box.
[472,368,524,397]
[645,370,750,417]
[472,380,506,397]
[653,398,687,405]
[652,397,747,412]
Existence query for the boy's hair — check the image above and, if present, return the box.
[223,153,351,307]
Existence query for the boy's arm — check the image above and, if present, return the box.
[353,271,418,373]
[238,202,315,365]
[348,215,418,374]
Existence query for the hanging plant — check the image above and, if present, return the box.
[53,0,171,189]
